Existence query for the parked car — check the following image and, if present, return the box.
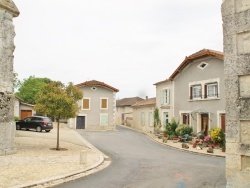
[16,116,53,132]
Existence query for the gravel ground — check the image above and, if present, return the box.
[0,132,100,188]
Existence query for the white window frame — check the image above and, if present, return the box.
[161,89,170,105]
[207,83,218,98]
[82,98,90,110]
[100,98,108,109]
[192,85,202,99]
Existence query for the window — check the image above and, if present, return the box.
[161,89,170,104]
[205,83,218,98]
[82,98,90,110]
[163,112,169,125]
[198,62,208,70]
[101,98,108,109]
[182,114,189,125]
[190,85,202,99]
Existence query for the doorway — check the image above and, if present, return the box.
[76,116,85,129]
[201,114,209,136]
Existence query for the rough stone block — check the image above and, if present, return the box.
[236,0,250,13]
[236,10,250,32]
[222,14,236,36]
[222,0,235,16]
[242,155,250,171]
[239,99,250,119]
[226,154,242,170]
[237,31,250,54]
[239,75,250,97]
[240,121,250,144]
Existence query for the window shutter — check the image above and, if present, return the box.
[204,84,207,98]
[167,89,170,104]
[190,86,193,99]
[101,99,107,108]
[160,91,164,105]
[83,99,89,109]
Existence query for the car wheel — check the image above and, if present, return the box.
[25,129,29,131]
[45,130,51,132]
[36,126,42,132]
[16,124,21,130]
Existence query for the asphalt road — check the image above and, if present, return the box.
[55,126,226,188]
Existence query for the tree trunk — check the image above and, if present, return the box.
[56,116,60,150]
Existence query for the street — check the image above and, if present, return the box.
[55,126,226,188]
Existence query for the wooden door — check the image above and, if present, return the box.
[201,114,209,136]
[221,114,226,133]
[20,110,32,120]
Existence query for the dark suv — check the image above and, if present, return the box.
[16,116,53,132]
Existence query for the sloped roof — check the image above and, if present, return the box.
[116,97,144,107]
[169,49,224,80]
[154,79,170,85]
[75,80,119,92]
[132,97,156,107]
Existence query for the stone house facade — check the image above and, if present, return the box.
[169,49,225,135]
[116,97,144,126]
[132,97,156,133]
[68,80,119,130]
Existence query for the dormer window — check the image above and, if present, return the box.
[198,62,208,70]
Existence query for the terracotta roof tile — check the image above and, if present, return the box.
[116,97,144,107]
[75,80,119,92]
[132,97,156,107]
[169,49,224,80]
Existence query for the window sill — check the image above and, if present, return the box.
[189,98,220,102]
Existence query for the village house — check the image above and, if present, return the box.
[116,97,144,126]
[155,49,225,135]
[68,80,119,130]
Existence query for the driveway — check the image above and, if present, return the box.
[56,126,226,188]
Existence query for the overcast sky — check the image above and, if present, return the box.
[13,0,223,99]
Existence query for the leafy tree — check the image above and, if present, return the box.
[15,76,51,104]
[13,72,21,92]
[35,81,83,150]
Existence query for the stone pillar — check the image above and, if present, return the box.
[0,0,19,155]
[222,1,250,187]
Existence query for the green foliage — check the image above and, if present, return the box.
[35,81,83,150]
[210,127,224,144]
[13,72,21,92]
[164,118,179,138]
[175,124,193,136]
[153,107,161,130]
[35,81,83,119]
[15,76,51,104]
[14,116,20,121]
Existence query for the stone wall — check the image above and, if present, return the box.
[0,0,19,155]
[222,1,250,187]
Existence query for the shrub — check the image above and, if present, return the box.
[175,124,193,136]
[210,127,224,144]
[164,118,179,137]
[14,116,20,121]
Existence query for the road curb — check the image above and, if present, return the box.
[11,130,111,188]
[118,125,225,158]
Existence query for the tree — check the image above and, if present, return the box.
[15,76,51,104]
[35,81,83,150]
[13,72,21,92]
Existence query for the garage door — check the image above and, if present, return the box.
[76,116,85,129]
[21,110,32,119]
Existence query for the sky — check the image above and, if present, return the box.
[13,0,223,99]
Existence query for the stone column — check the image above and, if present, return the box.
[222,1,250,187]
[0,0,19,155]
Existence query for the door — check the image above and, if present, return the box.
[221,114,226,133]
[76,116,85,129]
[21,110,32,119]
[201,114,209,136]
[122,113,125,125]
